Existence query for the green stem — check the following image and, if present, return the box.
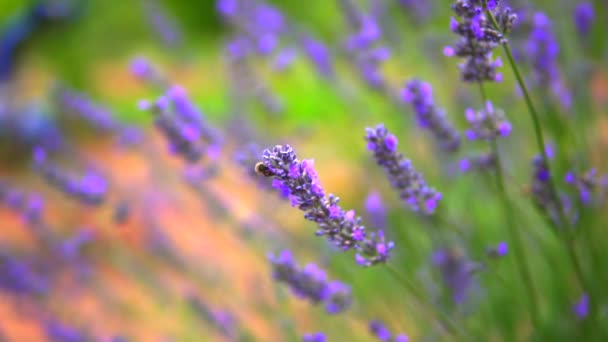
[385,264,463,338]
[483,1,595,324]
[478,81,540,327]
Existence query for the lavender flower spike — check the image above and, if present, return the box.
[259,145,393,266]
[365,124,441,215]
[445,0,516,83]
[303,332,326,342]
[574,2,594,38]
[402,79,460,152]
[464,100,511,141]
[269,250,352,313]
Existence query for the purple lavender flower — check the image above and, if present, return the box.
[398,0,431,24]
[269,250,352,313]
[302,332,326,342]
[273,47,297,71]
[369,320,407,342]
[129,56,168,88]
[365,125,441,215]
[301,36,334,78]
[573,2,594,37]
[340,0,389,89]
[402,79,460,152]
[458,152,497,173]
[487,241,508,258]
[59,228,95,261]
[365,190,386,229]
[564,168,607,206]
[445,0,515,83]
[525,12,572,109]
[433,247,478,304]
[143,0,183,49]
[45,320,88,342]
[0,254,48,295]
[573,293,589,319]
[531,150,577,226]
[464,101,511,141]
[55,86,119,132]
[187,295,241,340]
[33,147,108,206]
[259,145,393,266]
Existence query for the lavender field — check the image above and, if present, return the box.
[0,0,607,341]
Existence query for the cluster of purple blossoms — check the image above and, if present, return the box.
[129,56,168,89]
[33,148,108,206]
[0,182,45,224]
[139,86,220,163]
[269,250,352,314]
[368,320,409,342]
[458,152,497,173]
[530,149,576,226]
[340,0,390,89]
[573,2,594,38]
[365,124,442,215]
[445,0,516,83]
[525,12,572,110]
[402,79,461,152]
[564,168,608,206]
[433,247,479,304]
[54,86,142,147]
[142,0,183,49]
[259,145,394,266]
[464,101,511,141]
[302,332,326,342]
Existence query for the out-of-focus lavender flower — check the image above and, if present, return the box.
[564,168,607,206]
[269,250,352,313]
[369,320,408,342]
[235,142,275,191]
[487,241,508,258]
[530,149,576,226]
[458,152,497,173]
[340,0,389,89]
[273,47,297,71]
[302,332,326,342]
[365,124,441,215]
[129,56,168,89]
[464,101,511,141]
[433,247,478,304]
[58,228,94,261]
[445,0,515,83]
[301,36,334,78]
[525,12,572,110]
[143,0,183,49]
[44,320,87,342]
[0,254,48,295]
[139,89,215,163]
[573,293,589,319]
[398,0,431,24]
[33,147,108,206]
[259,145,393,266]
[365,190,386,229]
[187,295,240,340]
[573,2,594,37]
[402,79,460,152]
[55,86,119,132]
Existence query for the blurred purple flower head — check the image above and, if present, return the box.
[402,79,460,152]
[369,320,407,341]
[302,332,326,342]
[365,190,386,229]
[433,247,478,304]
[143,0,183,48]
[573,293,589,319]
[302,36,334,78]
[269,250,352,313]
[365,124,442,215]
[464,101,511,141]
[458,152,497,173]
[573,2,594,37]
[487,241,508,258]
[260,145,393,266]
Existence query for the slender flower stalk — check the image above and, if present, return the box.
[257,145,393,266]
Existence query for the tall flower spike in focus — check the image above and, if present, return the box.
[445,0,516,83]
[269,250,352,313]
[365,124,442,215]
[402,79,461,152]
[258,145,393,266]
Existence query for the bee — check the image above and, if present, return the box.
[254,162,274,177]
